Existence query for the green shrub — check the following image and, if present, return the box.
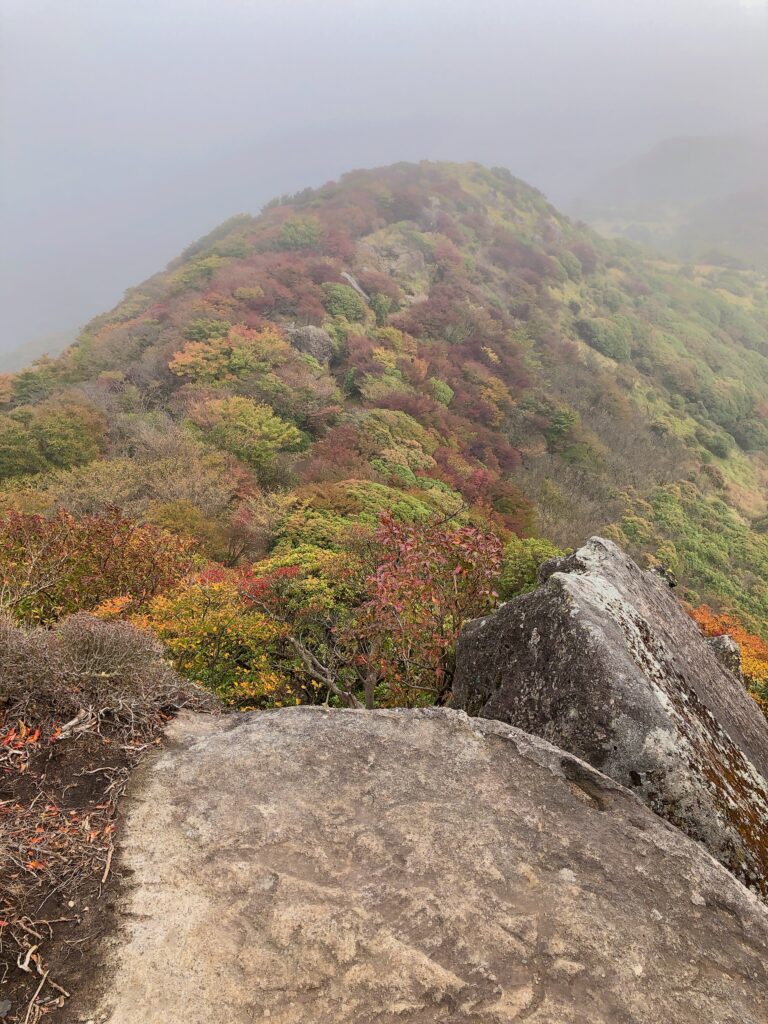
[544,407,579,452]
[182,319,232,341]
[428,377,455,406]
[202,397,305,479]
[575,317,631,361]
[370,293,394,325]
[278,216,322,251]
[695,427,733,459]
[173,255,227,289]
[0,417,48,479]
[499,536,563,599]
[557,250,582,282]
[322,283,367,322]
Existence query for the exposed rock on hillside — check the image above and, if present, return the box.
[707,633,744,683]
[454,537,768,897]
[79,708,768,1023]
[285,324,335,363]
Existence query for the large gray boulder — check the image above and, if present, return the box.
[285,324,335,363]
[79,707,768,1023]
[454,536,768,898]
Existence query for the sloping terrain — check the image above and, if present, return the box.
[2,161,768,639]
[71,707,768,1024]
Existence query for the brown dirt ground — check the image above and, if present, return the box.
[0,717,167,1023]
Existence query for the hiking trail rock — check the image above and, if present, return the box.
[79,707,768,1024]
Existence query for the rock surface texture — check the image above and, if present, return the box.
[454,536,768,897]
[285,324,334,363]
[707,633,745,683]
[83,707,768,1024]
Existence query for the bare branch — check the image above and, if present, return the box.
[286,636,363,709]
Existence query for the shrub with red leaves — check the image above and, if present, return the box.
[359,513,502,704]
[0,508,196,624]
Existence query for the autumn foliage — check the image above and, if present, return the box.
[690,605,768,707]
[0,508,196,623]
[112,514,502,710]
[14,161,768,1015]
[359,514,503,704]
[5,161,768,716]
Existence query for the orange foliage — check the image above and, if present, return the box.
[690,606,768,708]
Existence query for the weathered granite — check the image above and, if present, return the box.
[80,707,768,1024]
[454,536,768,897]
[285,324,334,363]
[707,633,744,684]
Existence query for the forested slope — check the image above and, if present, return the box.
[2,161,768,705]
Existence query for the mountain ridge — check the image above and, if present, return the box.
[2,158,768,646]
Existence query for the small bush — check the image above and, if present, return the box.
[0,508,196,624]
[695,427,733,459]
[0,614,53,705]
[500,536,564,599]
[428,377,455,406]
[575,317,631,361]
[182,318,232,341]
[322,283,367,322]
[0,613,213,732]
[278,216,322,251]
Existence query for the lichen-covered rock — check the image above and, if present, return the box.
[454,536,768,897]
[285,324,334,363]
[82,708,768,1023]
[707,633,744,683]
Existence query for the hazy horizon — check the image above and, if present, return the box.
[2,0,768,359]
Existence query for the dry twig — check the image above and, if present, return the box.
[23,968,48,1024]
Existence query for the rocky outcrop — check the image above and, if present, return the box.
[82,708,768,1023]
[285,324,334,363]
[454,536,768,897]
[340,270,370,301]
[707,633,744,683]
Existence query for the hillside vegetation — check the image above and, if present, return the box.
[2,160,768,707]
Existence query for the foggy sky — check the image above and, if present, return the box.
[2,0,767,357]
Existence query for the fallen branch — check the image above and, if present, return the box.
[33,956,69,1000]
[56,709,95,741]
[17,944,38,973]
